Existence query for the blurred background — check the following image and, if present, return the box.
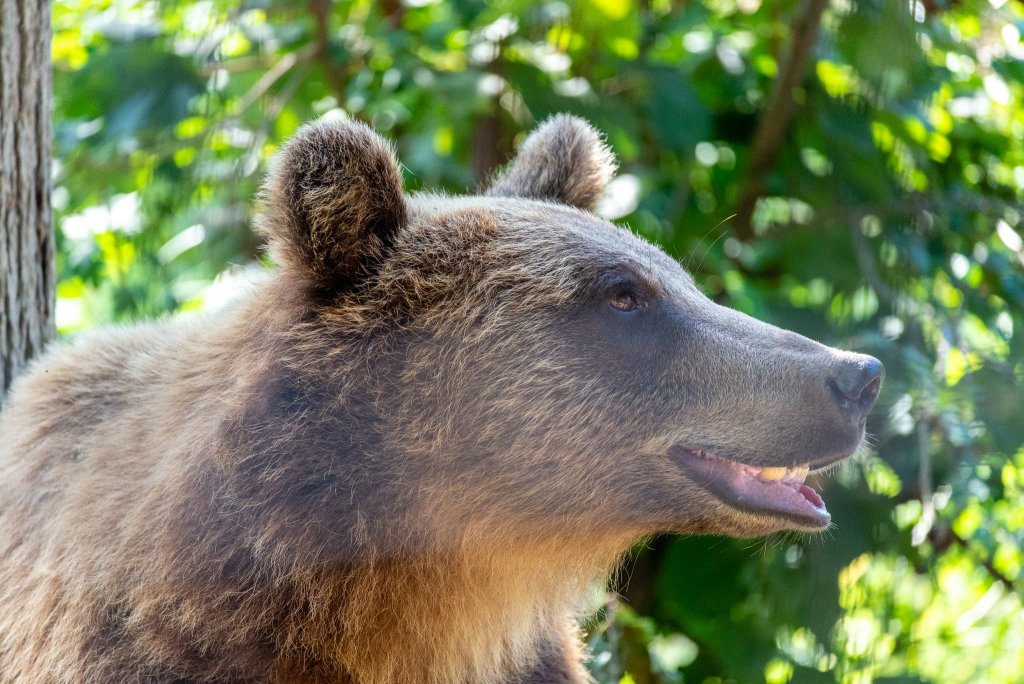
[52,0,1024,682]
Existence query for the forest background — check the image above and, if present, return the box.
[48,0,1024,681]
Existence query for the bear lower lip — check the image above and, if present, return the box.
[666,445,833,528]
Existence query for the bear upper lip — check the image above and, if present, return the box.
[667,445,839,528]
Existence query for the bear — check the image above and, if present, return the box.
[0,114,883,683]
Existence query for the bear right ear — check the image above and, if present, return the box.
[259,118,407,295]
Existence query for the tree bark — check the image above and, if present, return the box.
[0,0,53,403]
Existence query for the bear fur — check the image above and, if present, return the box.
[0,115,880,683]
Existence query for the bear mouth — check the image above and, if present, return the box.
[667,445,843,529]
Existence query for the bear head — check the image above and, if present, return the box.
[255,115,883,548]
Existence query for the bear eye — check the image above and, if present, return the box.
[610,290,643,312]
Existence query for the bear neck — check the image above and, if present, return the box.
[286,537,625,683]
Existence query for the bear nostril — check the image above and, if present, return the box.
[858,374,881,406]
[829,356,884,419]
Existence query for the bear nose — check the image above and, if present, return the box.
[828,355,884,423]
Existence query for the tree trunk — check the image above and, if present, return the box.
[0,0,53,404]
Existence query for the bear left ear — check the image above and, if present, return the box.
[259,118,407,294]
[485,114,616,212]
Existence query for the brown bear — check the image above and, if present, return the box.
[0,115,883,683]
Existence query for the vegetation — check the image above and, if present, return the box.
[52,0,1024,682]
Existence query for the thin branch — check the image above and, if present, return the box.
[949,529,1016,590]
[200,55,278,77]
[849,219,901,307]
[232,44,316,117]
[911,417,934,546]
[733,0,830,241]
[244,64,312,173]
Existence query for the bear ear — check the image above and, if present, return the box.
[485,114,616,212]
[259,118,407,294]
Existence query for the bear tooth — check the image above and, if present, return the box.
[759,467,787,481]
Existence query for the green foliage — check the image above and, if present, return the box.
[52,0,1024,682]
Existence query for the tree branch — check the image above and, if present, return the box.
[930,525,1017,591]
[733,0,830,241]
[309,0,348,102]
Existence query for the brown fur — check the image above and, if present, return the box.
[0,115,879,682]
